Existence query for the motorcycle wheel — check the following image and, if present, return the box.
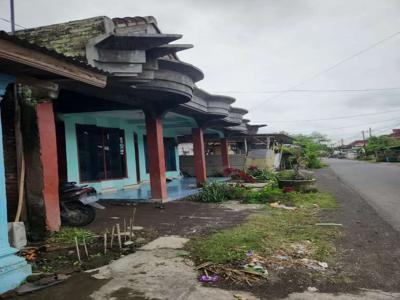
[61,201,96,226]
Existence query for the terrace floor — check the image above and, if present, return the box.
[98,177,229,202]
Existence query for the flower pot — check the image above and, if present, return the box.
[277,178,317,192]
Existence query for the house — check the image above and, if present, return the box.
[346,140,366,149]
[0,31,107,293]
[386,129,400,139]
[0,16,263,235]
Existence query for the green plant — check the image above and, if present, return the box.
[195,182,232,203]
[246,166,275,182]
[48,227,96,245]
[188,192,340,264]
[242,182,285,204]
[289,133,330,169]
[195,183,251,202]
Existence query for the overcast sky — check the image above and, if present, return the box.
[1,0,400,144]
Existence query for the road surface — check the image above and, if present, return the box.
[324,158,400,231]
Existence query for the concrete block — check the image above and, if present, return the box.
[8,222,27,250]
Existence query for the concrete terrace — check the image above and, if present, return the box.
[98,177,229,201]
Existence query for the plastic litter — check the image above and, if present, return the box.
[246,250,254,257]
[244,263,269,277]
[315,223,343,227]
[199,274,219,282]
[275,255,289,260]
[307,287,318,292]
[300,258,328,271]
[270,202,296,210]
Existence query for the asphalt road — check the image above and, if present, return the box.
[324,158,400,231]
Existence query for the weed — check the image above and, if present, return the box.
[194,182,248,203]
[188,192,340,264]
[48,227,96,246]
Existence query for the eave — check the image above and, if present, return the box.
[0,37,107,88]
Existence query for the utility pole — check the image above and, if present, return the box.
[369,127,372,138]
[10,0,15,34]
[362,130,367,160]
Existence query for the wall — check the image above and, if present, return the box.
[0,73,31,294]
[245,149,278,170]
[179,154,246,177]
[0,87,18,220]
[63,113,180,193]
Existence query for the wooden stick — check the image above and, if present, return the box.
[123,218,127,242]
[116,223,122,249]
[110,225,115,248]
[132,207,136,224]
[129,217,133,241]
[104,233,107,255]
[82,237,89,259]
[74,237,81,264]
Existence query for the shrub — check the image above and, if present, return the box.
[195,182,251,203]
[242,183,285,204]
[224,168,256,183]
[246,166,275,182]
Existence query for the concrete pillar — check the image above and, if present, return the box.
[220,138,230,171]
[36,102,61,231]
[192,128,207,186]
[145,114,168,201]
[0,75,31,294]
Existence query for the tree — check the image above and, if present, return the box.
[291,132,329,169]
[366,136,400,155]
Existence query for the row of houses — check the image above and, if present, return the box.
[0,16,268,292]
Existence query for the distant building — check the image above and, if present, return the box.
[386,129,400,139]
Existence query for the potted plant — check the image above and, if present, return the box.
[277,148,317,192]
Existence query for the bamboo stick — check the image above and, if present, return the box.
[129,217,133,241]
[82,236,89,259]
[74,237,81,264]
[123,218,127,242]
[104,233,107,255]
[116,223,122,249]
[110,225,115,248]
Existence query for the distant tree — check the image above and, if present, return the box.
[366,136,400,155]
[291,132,329,169]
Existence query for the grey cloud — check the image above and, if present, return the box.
[1,0,400,144]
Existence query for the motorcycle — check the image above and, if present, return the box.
[59,182,104,226]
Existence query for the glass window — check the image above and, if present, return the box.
[76,124,127,181]
[164,138,177,171]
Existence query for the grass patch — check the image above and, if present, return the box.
[48,227,96,246]
[187,192,340,264]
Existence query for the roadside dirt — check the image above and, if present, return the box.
[12,200,257,300]
[12,170,400,299]
[196,168,400,299]
[316,167,400,292]
[87,199,254,236]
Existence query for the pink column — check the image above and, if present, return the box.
[145,114,168,201]
[221,138,230,172]
[36,102,60,231]
[192,128,207,186]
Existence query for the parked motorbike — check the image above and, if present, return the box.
[59,182,104,226]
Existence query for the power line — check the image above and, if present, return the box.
[0,17,26,29]
[339,121,400,142]
[213,87,400,94]
[327,116,400,130]
[266,108,400,123]
[249,29,400,110]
